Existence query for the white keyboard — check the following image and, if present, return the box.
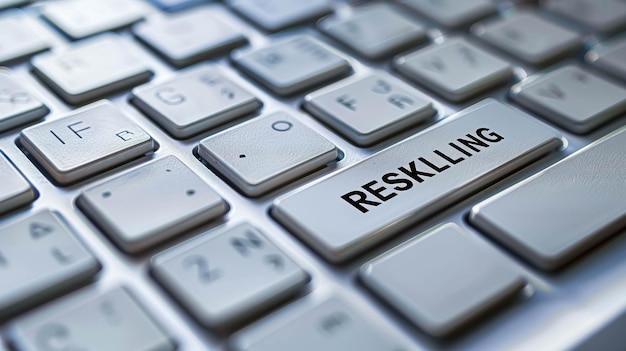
[0,0,625,350]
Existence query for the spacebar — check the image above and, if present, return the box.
[272,99,563,263]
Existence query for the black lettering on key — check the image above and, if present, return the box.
[230,230,264,256]
[116,130,135,141]
[371,80,392,94]
[35,322,84,351]
[388,95,414,109]
[183,255,220,283]
[337,94,357,111]
[30,222,55,239]
[67,121,90,139]
[51,247,73,265]
[0,89,31,104]
[538,83,565,100]
[264,254,284,271]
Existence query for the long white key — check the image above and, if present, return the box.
[472,11,582,65]
[132,66,262,138]
[227,0,330,32]
[230,295,420,351]
[0,210,100,318]
[31,33,153,105]
[544,0,626,33]
[0,10,50,64]
[398,0,496,28]
[77,156,228,254]
[304,72,435,146]
[586,36,626,82]
[232,36,351,96]
[133,8,247,68]
[42,0,146,40]
[152,223,309,329]
[199,111,338,196]
[0,152,36,214]
[317,4,427,60]
[470,127,626,271]
[20,100,155,185]
[360,223,525,337]
[510,65,626,133]
[9,287,175,351]
[273,100,562,263]
[393,37,512,102]
[0,69,49,132]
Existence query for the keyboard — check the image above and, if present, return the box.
[0,0,625,350]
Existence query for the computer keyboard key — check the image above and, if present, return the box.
[304,72,435,146]
[544,0,626,33]
[232,36,351,96]
[0,152,36,215]
[361,223,525,337]
[398,0,496,28]
[132,66,262,138]
[10,287,175,351]
[152,223,309,329]
[0,69,49,132]
[228,0,331,32]
[230,296,418,351]
[19,100,155,186]
[586,36,626,82]
[77,156,228,254]
[317,4,427,60]
[199,111,338,196]
[510,65,626,133]
[148,0,208,12]
[42,0,147,40]
[0,10,50,64]
[472,11,582,65]
[133,8,247,68]
[0,210,101,318]
[273,99,562,263]
[31,33,154,105]
[393,37,512,102]
[470,127,626,271]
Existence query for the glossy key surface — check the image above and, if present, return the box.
[273,100,562,262]
[0,210,100,318]
[152,223,309,329]
[78,156,228,254]
[20,100,155,185]
[0,69,49,132]
[0,152,36,214]
[0,10,50,64]
[470,127,626,271]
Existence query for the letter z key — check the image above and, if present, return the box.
[19,100,155,186]
[272,99,562,263]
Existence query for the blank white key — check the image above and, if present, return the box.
[0,10,50,64]
[0,69,49,132]
[273,99,562,263]
[152,223,309,329]
[361,223,525,337]
[0,152,36,214]
[199,111,338,197]
[132,66,262,138]
[510,65,626,133]
[318,4,427,60]
[544,0,626,33]
[232,36,351,96]
[0,210,100,318]
[228,0,330,32]
[398,0,496,28]
[20,100,155,185]
[393,37,512,102]
[77,156,228,254]
[470,127,626,271]
[472,11,582,65]
[231,295,419,351]
[42,0,147,40]
[304,72,435,146]
[586,36,626,82]
[10,287,175,351]
[32,33,153,105]
[133,8,247,68]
